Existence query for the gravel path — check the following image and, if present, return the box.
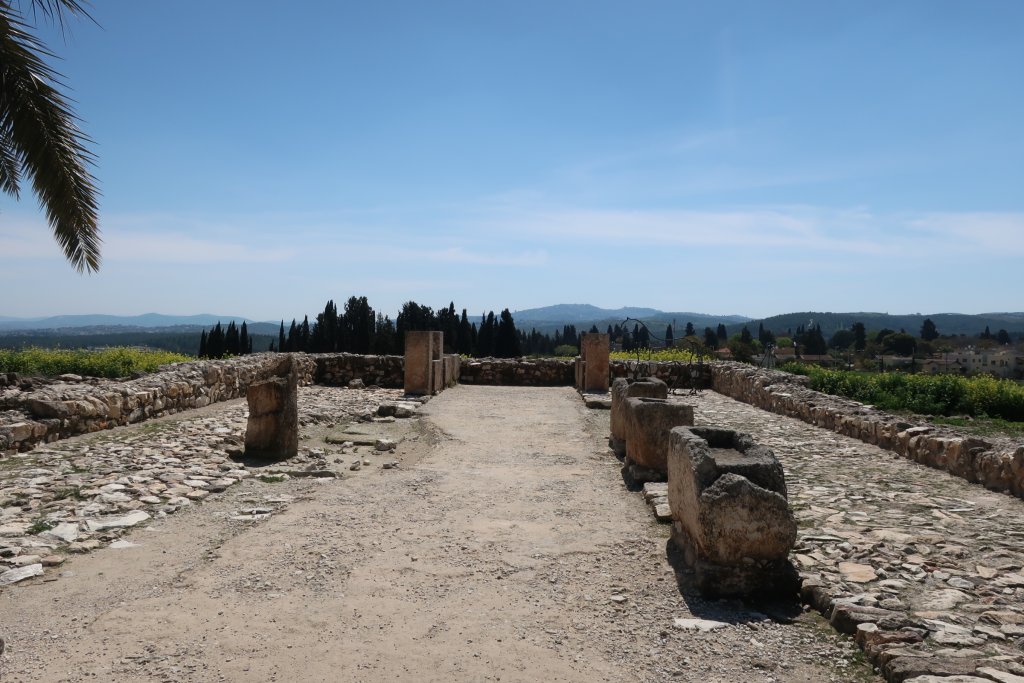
[0,385,871,682]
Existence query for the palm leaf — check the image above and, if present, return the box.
[0,2,100,271]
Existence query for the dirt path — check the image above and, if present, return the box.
[0,386,868,682]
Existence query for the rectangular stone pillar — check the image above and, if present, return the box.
[404,331,444,395]
[404,331,434,395]
[580,333,610,393]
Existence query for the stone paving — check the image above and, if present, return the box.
[679,390,1024,681]
[0,386,409,587]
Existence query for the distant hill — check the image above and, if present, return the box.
[0,313,268,331]
[512,304,751,335]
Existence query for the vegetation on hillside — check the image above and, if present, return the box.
[780,362,1024,422]
[0,347,189,378]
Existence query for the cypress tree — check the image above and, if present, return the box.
[278,321,286,353]
[239,322,249,355]
[198,330,208,358]
[495,309,521,358]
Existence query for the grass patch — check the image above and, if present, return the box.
[0,346,190,378]
[258,474,287,484]
[26,518,56,535]
[932,416,1024,439]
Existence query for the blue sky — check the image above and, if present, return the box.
[2,0,1022,321]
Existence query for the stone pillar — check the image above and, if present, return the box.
[667,426,798,597]
[404,331,443,395]
[621,396,693,480]
[579,333,610,393]
[610,377,669,456]
[244,356,298,460]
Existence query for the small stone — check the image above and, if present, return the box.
[0,563,43,586]
[673,618,729,632]
[838,562,877,583]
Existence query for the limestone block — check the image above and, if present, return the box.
[244,357,298,460]
[404,331,441,395]
[621,396,693,475]
[579,333,610,392]
[610,377,668,456]
[667,426,797,597]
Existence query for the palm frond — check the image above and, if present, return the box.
[0,2,100,271]
[0,128,22,196]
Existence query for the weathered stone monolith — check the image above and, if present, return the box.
[667,426,798,597]
[578,332,610,393]
[244,355,298,460]
[621,397,693,480]
[610,377,668,456]
[404,331,442,395]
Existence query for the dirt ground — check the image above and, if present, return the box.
[0,385,872,682]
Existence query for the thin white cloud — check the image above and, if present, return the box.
[104,230,297,264]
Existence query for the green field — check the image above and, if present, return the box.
[0,347,191,378]
[781,362,1024,422]
[610,348,701,363]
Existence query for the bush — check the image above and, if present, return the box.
[0,347,190,378]
[610,348,700,363]
[780,362,1024,422]
[553,344,579,357]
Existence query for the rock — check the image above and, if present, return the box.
[349,462,362,471]
[839,562,877,583]
[653,502,672,523]
[244,356,299,460]
[904,677,992,683]
[667,426,797,597]
[0,563,43,586]
[84,510,150,532]
[40,522,80,544]
[347,379,365,389]
[976,668,1024,683]
[374,438,397,452]
[885,657,987,682]
[673,618,729,632]
[830,604,908,635]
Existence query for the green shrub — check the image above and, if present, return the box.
[610,348,700,363]
[779,362,1024,422]
[0,347,190,378]
[553,344,579,357]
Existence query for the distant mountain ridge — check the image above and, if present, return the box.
[513,304,750,335]
[0,313,267,331]
[3,307,1023,341]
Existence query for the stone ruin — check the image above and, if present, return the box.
[575,332,610,393]
[244,355,299,460]
[667,426,798,598]
[610,377,694,484]
[403,331,459,396]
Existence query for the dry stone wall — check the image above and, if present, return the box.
[314,353,404,388]
[709,361,1024,499]
[459,358,574,386]
[4,352,1022,500]
[0,354,316,454]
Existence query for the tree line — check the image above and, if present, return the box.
[199,298,601,359]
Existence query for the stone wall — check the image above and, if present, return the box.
[0,354,316,454]
[314,353,404,388]
[5,352,1022,500]
[610,360,713,390]
[459,358,575,386]
[709,361,1024,499]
